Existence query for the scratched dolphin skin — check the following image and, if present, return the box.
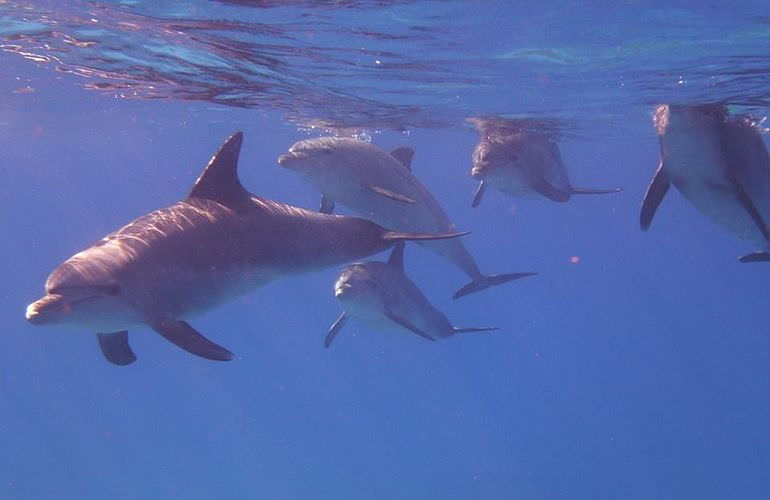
[277,137,535,299]
[25,132,466,365]
[640,104,770,262]
[324,243,498,347]
[468,117,620,207]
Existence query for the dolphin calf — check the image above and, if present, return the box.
[468,117,620,207]
[324,242,497,347]
[640,104,770,262]
[277,137,535,299]
[25,132,465,365]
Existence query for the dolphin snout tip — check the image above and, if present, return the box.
[471,167,484,179]
[276,154,292,166]
[25,302,42,324]
[334,284,352,299]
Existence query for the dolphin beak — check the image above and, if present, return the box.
[25,294,71,325]
[276,154,293,166]
[471,164,486,179]
[335,284,352,299]
[277,151,306,167]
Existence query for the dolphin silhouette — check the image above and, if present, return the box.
[25,132,466,365]
[324,242,498,347]
[468,117,620,207]
[277,137,535,299]
[640,104,770,262]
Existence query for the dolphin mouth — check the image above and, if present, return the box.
[277,150,307,166]
[334,284,352,299]
[25,293,99,325]
[471,167,485,179]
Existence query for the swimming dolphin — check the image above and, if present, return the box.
[25,132,466,365]
[640,104,770,262]
[277,137,535,299]
[468,117,620,207]
[324,242,498,347]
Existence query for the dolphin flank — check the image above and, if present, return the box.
[278,136,535,299]
[25,132,466,365]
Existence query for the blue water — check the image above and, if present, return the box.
[2,1,770,498]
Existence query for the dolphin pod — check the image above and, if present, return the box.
[25,104,770,363]
[25,132,465,365]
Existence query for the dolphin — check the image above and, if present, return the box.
[25,132,466,365]
[277,137,535,299]
[640,104,770,262]
[324,242,498,347]
[468,117,621,207]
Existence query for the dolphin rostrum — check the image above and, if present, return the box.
[640,104,770,262]
[277,137,535,299]
[468,117,620,207]
[25,132,466,365]
[325,242,498,347]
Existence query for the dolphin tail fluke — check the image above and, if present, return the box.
[452,326,499,334]
[97,331,137,366]
[453,272,537,299]
[152,319,234,361]
[571,187,623,196]
[383,230,469,242]
[739,251,770,263]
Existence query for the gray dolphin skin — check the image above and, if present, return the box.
[25,132,466,365]
[640,104,770,262]
[277,137,535,299]
[324,242,498,347]
[468,117,621,207]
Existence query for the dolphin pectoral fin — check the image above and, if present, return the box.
[387,241,405,269]
[152,319,234,361]
[319,195,335,214]
[385,311,435,341]
[730,179,770,242]
[640,161,670,230]
[739,251,770,263]
[531,177,571,202]
[452,326,499,334]
[571,187,623,195]
[382,230,469,242]
[324,312,348,348]
[453,272,537,300]
[471,180,487,208]
[366,185,418,204]
[390,147,414,171]
[96,331,136,366]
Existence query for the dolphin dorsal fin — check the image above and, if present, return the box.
[390,147,414,171]
[387,241,405,269]
[188,132,250,207]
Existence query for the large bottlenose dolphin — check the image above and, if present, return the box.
[277,137,535,299]
[25,132,465,365]
[468,117,620,207]
[324,242,497,347]
[640,104,770,262]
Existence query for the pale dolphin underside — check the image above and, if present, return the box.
[25,132,465,365]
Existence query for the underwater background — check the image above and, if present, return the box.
[2,1,770,498]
